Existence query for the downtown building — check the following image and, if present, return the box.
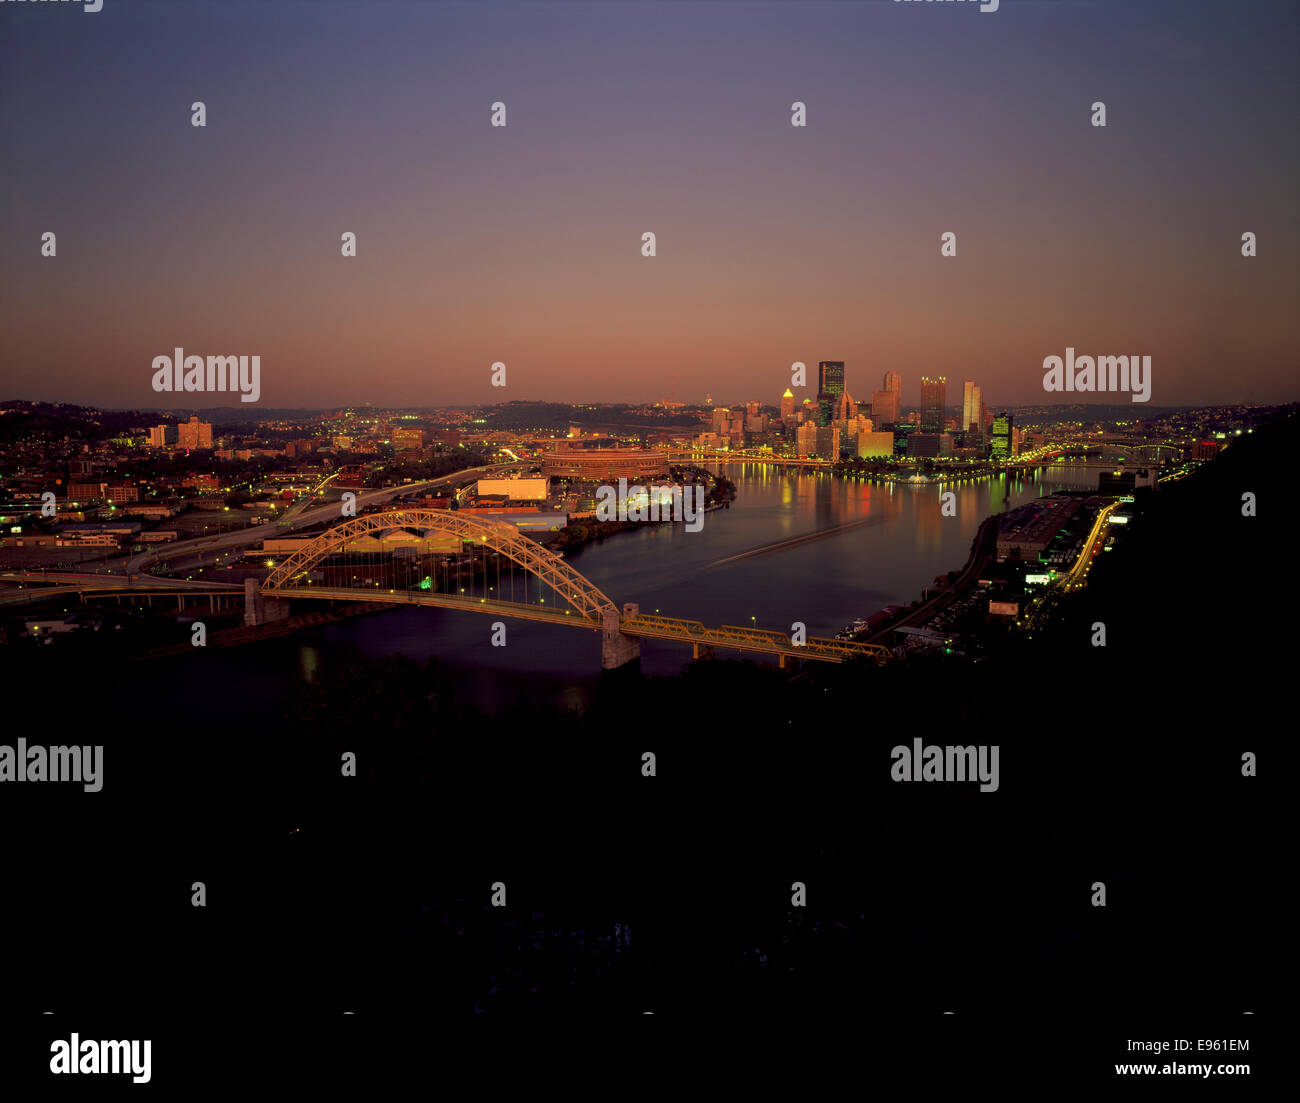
[908,432,954,458]
[920,377,947,434]
[817,361,845,426]
[961,380,983,443]
[871,388,900,427]
[856,431,895,458]
[871,371,902,426]
[990,414,1014,460]
[796,422,840,460]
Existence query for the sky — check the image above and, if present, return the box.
[2,0,1297,411]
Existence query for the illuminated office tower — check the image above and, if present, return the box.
[920,376,947,434]
[991,414,1014,460]
[817,361,845,425]
[962,380,980,434]
[965,383,983,443]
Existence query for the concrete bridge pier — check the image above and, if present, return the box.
[602,602,641,670]
[245,579,292,627]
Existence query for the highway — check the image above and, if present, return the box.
[1060,502,1117,592]
[0,570,240,590]
[1020,502,1118,629]
[95,463,515,577]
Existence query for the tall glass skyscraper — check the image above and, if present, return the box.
[817,361,845,426]
[873,371,902,425]
[962,380,983,442]
[991,413,1013,459]
[920,376,947,433]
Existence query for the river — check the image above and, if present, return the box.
[149,463,1100,716]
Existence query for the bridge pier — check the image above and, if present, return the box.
[244,579,291,627]
[602,602,641,670]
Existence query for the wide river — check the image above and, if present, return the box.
[156,463,1099,716]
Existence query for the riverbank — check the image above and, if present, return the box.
[833,457,1009,485]
[544,468,736,557]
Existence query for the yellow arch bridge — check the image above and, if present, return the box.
[254,508,891,670]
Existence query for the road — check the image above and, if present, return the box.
[0,570,240,590]
[1020,502,1118,628]
[103,463,515,576]
[1060,502,1117,592]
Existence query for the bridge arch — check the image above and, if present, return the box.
[260,508,618,624]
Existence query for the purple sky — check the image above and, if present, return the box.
[2,0,1297,410]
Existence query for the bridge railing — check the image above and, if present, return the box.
[621,613,891,664]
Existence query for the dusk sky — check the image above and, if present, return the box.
[2,0,1296,410]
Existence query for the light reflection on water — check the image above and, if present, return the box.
[166,464,1099,713]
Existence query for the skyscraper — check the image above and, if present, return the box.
[920,376,947,434]
[962,381,982,444]
[780,388,795,419]
[991,414,1014,460]
[817,361,845,426]
[871,389,899,426]
[962,380,979,434]
[883,370,901,396]
[819,361,845,396]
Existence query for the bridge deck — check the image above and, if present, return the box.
[621,614,891,664]
[269,587,891,664]
[285,586,602,628]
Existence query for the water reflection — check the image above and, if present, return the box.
[169,463,1102,711]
